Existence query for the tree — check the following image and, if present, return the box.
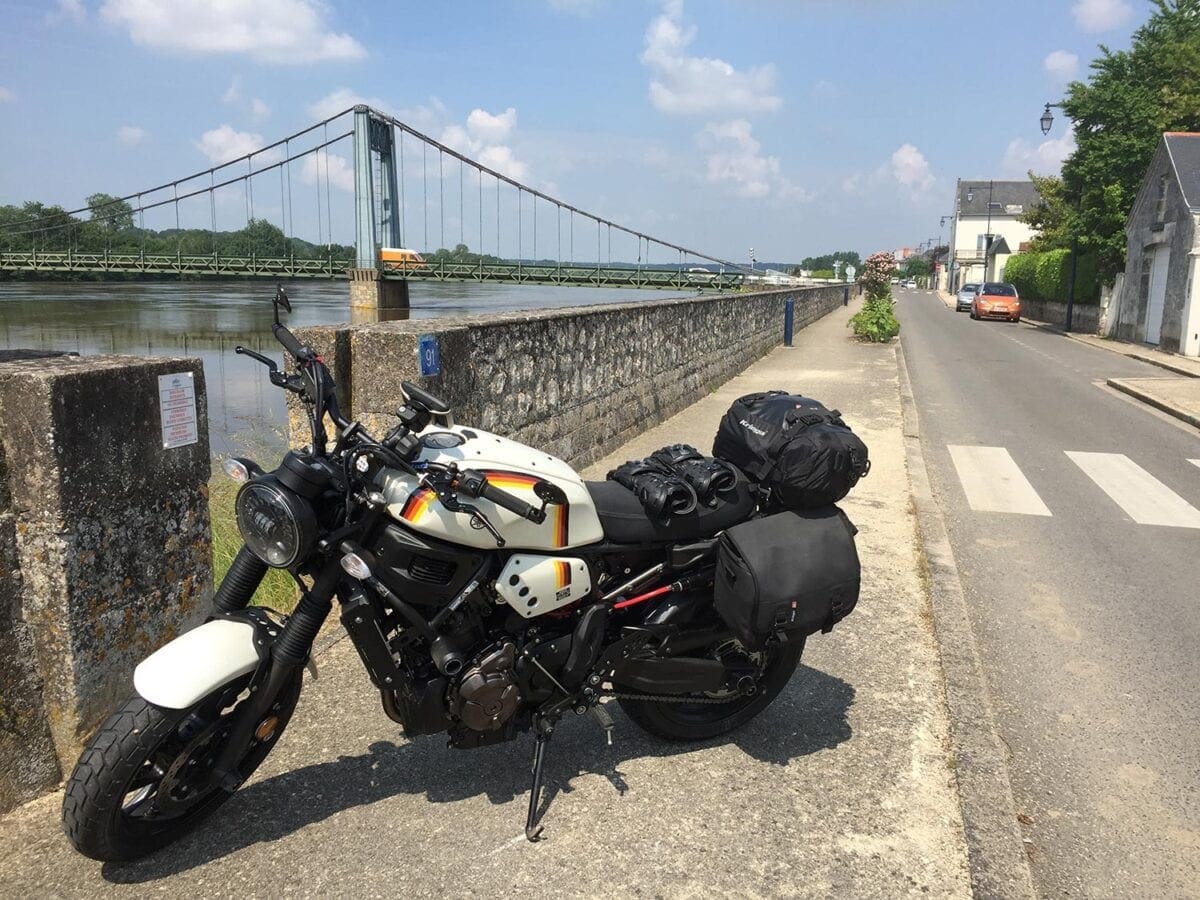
[1029,0,1200,281]
[799,249,861,272]
[901,256,930,279]
[86,193,135,232]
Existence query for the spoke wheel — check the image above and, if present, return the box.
[63,671,302,862]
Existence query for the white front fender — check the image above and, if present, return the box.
[134,619,261,709]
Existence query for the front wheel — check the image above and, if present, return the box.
[62,671,302,862]
[618,637,804,742]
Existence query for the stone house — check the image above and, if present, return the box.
[945,180,1041,292]
[1110,133,1200,356]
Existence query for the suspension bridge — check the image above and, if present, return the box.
[0,106,749,296]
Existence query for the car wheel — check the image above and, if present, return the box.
[970,310,978,320]
[1012,316,1020,323]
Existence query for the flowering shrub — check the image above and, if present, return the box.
[850,250,901,342]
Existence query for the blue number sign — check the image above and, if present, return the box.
[418,334,441,377]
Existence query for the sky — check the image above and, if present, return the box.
[0,0,1153,263]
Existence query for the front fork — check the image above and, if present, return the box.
[209,549,340,788]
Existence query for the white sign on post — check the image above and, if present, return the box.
[159,371,198,449]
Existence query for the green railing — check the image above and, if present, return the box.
[0,251,744,291]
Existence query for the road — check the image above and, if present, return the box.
[899,287,1200,897]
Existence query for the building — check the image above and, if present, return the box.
[945,180,1040,292]
[1110,133,1200,356]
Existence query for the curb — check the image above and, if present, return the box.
[1124,353,1200,379]
[1107,378,1200,430]
[1036,328,1200,379]
[896,342,1038,900]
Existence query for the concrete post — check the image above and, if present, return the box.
[0,354,212,790]
[348,267,409,310]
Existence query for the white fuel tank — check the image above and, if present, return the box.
[375,425,604,551]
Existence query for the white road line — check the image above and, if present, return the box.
[1066,452,1200,528]
[947,445,1052,516]
[1190,459,1200,470]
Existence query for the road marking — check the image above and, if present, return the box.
[1190,459,1200,470]
[1066,452,1200,528]
[947,445,1052,516]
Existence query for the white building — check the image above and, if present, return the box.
[945,180,1040,291]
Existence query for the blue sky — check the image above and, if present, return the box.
[0,0,1151,262]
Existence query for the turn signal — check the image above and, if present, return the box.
[340,552,372,580]
[254,714,280,742]
[222,457,250,483]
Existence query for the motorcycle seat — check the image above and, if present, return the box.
[585,474,756,543]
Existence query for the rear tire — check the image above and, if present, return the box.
[618,637,804,742]
[62,671,301,862]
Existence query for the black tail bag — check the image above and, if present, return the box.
[712,390,870,509]
[713,509,860,650]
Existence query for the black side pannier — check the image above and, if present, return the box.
[712,390,870,509]
[713,509,860,650]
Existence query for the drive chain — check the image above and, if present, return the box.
[598,690,739,705]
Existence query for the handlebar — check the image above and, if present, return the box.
[272,323,311,361]
[458,470,546,524]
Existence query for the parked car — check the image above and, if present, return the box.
[955,283,980,312]
[904,279,917,288]
[971,282,1021,322]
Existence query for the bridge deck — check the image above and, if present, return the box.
[0,252,744,291]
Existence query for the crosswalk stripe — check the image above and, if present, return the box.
[1066,452,1200,528]
[948,445,1052,516]
[1190,459,1200,471]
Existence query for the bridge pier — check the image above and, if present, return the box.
[348,268,409,311]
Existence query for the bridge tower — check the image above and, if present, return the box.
[349,105,408,311]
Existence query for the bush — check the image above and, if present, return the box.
[1002,249,1100,304]
[850,296,901,342]
[810,268,835,279]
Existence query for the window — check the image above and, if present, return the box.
[981,283,1016,296]
[1156,175,1168,222]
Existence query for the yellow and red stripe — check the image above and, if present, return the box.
[481,470,541,490]
[553,560,571,590]
[399,487,436,523]
[551,503,570,548]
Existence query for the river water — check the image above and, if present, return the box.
[0,280,691,456]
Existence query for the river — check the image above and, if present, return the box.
[0,280,692,456]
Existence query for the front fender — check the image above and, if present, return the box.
[133,619,261,709]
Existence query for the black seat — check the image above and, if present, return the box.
[585,475,757,543]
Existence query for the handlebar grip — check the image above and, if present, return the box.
[480,481,545,524]
[272,323,309,360]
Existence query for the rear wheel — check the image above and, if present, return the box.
[617,637,804,742]
[62,671,302,862]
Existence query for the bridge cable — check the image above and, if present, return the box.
[459,157,464,250]
[323,123,333,250]
[208,174,215,255]
[439,149,444,252]
[422,142,428,251]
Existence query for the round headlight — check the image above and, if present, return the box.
[235,479,317,568]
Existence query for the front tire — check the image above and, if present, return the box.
[63,671,301,862]
[618,637,804,742]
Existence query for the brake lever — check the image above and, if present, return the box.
[439,493,506,547]
[235,346,280,372]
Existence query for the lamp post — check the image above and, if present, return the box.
[1039,101,1077,331]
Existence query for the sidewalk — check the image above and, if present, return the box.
[0,304,977,897]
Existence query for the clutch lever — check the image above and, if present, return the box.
[439,493,506,547]
[235,345,279,372]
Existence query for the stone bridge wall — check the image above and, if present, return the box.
[295,285,848,467]
[0,354,212,813]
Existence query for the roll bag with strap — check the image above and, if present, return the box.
[711,390,870,508]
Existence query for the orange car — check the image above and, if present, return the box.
[971,282,1021,322]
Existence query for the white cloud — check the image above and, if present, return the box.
[46,0,86,24]
[1043,50,1079,81]
[99,0,367,64]
[1072,0,1133,33]
[440,108,530,182]
[641,0,781,116]
[0,87,14,103]
[890,143,934,194]
[300,149,354,192]
[221,75,241,105]
[250,98,270,121]
[548,0,604,14]
[308,87,391,120]
[194,124,278,165]
[697,119,807,201]
[117,125,146,145]
[1001,128,1076,177]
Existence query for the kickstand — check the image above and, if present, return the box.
[525,718,554,842]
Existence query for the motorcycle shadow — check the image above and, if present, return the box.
[101,663,852,884]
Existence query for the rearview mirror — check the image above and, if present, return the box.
[273,284,292,324]
[533,481,568,506]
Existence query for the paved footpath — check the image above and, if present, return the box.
[0,303,975,897]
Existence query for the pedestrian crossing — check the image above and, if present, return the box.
[947,446,1200,529]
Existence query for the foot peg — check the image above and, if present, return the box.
[589,703,615,746]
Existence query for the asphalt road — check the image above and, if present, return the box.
[899,287,1200,897]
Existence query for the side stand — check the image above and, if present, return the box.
[525,717,555,842]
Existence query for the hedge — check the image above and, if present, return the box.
[1002,249,1099,305]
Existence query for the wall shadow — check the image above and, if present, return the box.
[102,663,853,884]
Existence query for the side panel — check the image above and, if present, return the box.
[494,555,592,618]
[133,619,260,709]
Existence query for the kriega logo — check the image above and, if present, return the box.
[739,419,767,436]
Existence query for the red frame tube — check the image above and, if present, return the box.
[612,584,672,610]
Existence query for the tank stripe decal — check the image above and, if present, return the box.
[553,560,571,589]
[482,471,541,490]
[400,487,436,523]
[553,504,569,548]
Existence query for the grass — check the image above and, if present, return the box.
[209,472,300,613]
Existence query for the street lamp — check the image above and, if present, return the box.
[748,247,755,272]
[1037,101,1078,331]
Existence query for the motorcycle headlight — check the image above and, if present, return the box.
[235,478,317,568]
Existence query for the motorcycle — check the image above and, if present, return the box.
[63,286,832,861]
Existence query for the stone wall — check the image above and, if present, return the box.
[1019,298,1101,333]
[0,354,212,812]
[295,285,845,468]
